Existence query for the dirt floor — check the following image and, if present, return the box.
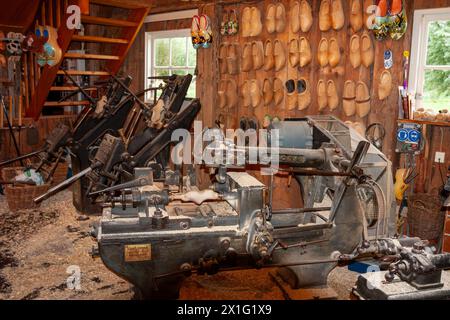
[0,190,358,300]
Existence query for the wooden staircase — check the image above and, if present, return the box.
[24,0,150,119]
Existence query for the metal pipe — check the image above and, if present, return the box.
[154,258,340,280]
[0,149,45,167]
[107,71,148,112]
[278,168,352,177]
[33,166,93,203]
[272,207,332,214]
[61,69,97,106]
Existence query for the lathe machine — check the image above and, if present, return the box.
[91,116,450,299]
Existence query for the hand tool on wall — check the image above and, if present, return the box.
[0,94,23,166]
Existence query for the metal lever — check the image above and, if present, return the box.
[61,69,98,106]
[0,149,45,167]
[106,70,149,112]
[34,166,93,203]
[88,175,152,197]
[329,141,371,221]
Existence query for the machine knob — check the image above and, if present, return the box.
[90,246,100,258]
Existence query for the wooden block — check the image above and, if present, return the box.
[269,271,337,300]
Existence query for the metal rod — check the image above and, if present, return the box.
[61,69,97,106]
[45,150,64,183]
[272,207,332,214]
[0,149,45,167]
[275,239,329,250]
[278,168,352,177]
[33,166,93,203]
[0,95,23,165]
[106,70,148,112]
[154,258,340,280]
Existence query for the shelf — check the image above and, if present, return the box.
[57,70,110,76]
[64,53,120,60]
[397,119,450,127]
[90,0,150,9]
[50,86,97,91]
[81,15,138,27]
[44,101,91,107]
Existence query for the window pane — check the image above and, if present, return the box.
[154,39,170,66]
[423,69,450,111]
[188,43,197,67]
[147,69,170,101]
[155,69,170,76]
[426,20,450,65]
[187,76,196,98]
[187,68,195,76]
[171,38,186,67]
[173,69,187,75]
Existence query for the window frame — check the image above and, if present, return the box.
[144,28,196,102]
[409,8,450,109]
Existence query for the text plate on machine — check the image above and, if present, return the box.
[124,244,152,262]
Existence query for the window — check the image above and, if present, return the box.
[145,29,197,102]
[409,8,450,111]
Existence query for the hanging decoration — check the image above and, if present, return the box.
[220,9,239,36]
[371,0,407,41]
[191,14,213,49]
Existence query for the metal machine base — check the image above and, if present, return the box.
[352,270,450,300]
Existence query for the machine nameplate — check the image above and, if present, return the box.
[124,244,152,262]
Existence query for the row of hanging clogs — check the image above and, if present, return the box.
[219,34,375,76]
[191,14,213,49]
[219,40,288,74]
[349,33,375,68]
[319,0,345,31]
[240,78,285,108]
[219,73,390,117]
[372,0,407,41]
[285,78,311,111]
[238,0,406,39]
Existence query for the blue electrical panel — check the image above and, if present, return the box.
[395,122,423,154]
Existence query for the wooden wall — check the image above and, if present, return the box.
[121,0,447,157]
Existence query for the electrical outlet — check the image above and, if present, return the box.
[435,152,445,163]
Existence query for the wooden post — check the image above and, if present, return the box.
[56,0,61,28]
[0,99,3,128]
[8,96,13,124]
[18,95,22,126]
[29,52,35,96]
[80,0,90,15]
[48,0,54,27]
[41,1,46,26]
[23,55,29,109]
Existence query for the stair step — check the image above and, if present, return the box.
[57,70,110,76]
[44,101,91,107]
[81,15,138,27]
[50,86,97,91]
[64,53,120,60]
[90,0,149,9]
[72,35,129,44]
